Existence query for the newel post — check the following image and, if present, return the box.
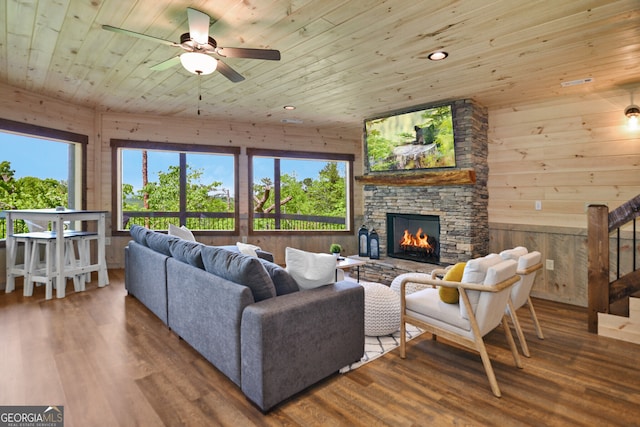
[587,205,610,333]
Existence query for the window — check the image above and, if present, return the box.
[0,118,86,240]
[248,148,354,233]
[111,140,239,234]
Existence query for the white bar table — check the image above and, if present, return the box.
[5,208,109,298]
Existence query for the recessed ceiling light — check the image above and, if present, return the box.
[428,51,448,61]
[283,105,296,110]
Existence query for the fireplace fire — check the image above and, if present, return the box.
[399,228,436,253]
[387,213,440,264]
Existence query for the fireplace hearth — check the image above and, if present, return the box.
[387,213,440,264]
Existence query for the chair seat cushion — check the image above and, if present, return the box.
[406,288,470,331]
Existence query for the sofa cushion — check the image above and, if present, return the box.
[258,258,299,296]
[201,246,276,302]
[215,245,274,263]
[170,239,204,269]
[145,231,179,256]
[130,225,150,246]
[285,247,336,290]
[168,223,196,242]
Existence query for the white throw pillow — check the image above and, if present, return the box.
[168,224,196,242]
[236,242,261,257]
[285,247,337,290]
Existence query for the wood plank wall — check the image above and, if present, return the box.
[488,89,640,306]
[0,82,363,271]
[0,83,95,286]
[98,111,363,265]
[1,81,639,309]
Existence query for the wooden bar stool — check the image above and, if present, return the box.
[5,232,33,294]
[62,230,99,291]
[24,231,87,299]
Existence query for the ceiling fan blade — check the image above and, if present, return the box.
[216,60,245,83]
[187,7,210,45]
[216,47,281,61]
[102,25,177,47]
[150,56,181,71]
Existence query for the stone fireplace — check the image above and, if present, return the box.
[387,213,440,264]
[359,99,489,275]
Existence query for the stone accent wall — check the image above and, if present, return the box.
[362,99,489,265]
[349,256,439,286]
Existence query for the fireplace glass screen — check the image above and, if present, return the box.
[386,213,440,264]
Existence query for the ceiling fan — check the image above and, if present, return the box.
[102,7,281,83]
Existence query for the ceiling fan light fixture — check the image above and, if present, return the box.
[180,52,217,75]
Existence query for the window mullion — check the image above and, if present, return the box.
[274,158,281,229]
[180,153,187,226]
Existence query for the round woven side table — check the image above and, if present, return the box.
[361,282,401,336]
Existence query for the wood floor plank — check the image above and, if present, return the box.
[1,269,639,426]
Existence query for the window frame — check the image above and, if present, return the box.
[110,139,240,237]
[0,118,88,247]
[247,148,354,235]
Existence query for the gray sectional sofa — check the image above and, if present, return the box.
[124,225,365,411]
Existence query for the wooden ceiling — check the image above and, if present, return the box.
[2,0,638,128]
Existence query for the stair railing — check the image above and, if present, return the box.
[587,194,640,332]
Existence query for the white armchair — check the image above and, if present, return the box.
[399,256,521,397]
[500,248,544,357]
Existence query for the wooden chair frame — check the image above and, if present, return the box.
[399,273,521,397]
[506,262,544,358]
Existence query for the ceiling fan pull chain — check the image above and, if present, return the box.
[197,72,202,115]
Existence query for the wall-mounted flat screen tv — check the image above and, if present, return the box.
[364,103,455,173]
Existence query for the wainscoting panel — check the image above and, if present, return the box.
[489,223,588,307]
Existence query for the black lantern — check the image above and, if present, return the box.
[369,228,380,259]
[358,225,369,257]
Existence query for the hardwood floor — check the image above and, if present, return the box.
[1,270,639,426]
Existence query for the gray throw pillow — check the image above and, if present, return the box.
[145,231,179,256]
[170,240,204,269]
[130,225,150,246]
[258,258,299,296]
[201,246,276,302]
